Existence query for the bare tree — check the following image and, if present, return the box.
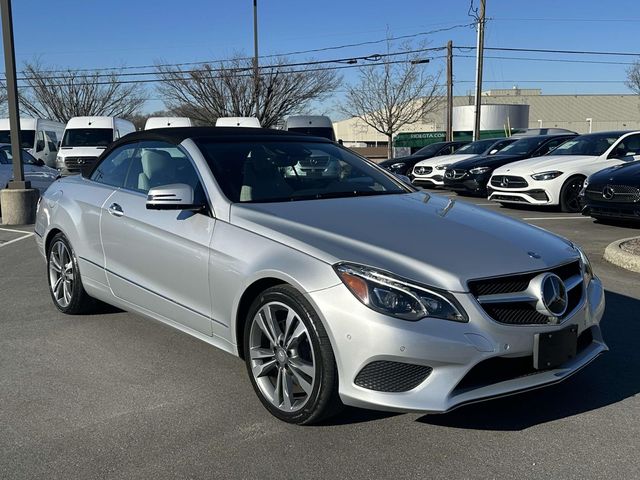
[627,61,640,95]
[18,60,147,122]
[338,44,443,159]
[156,55,341,128]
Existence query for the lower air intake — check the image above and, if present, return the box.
[354,361,432,392]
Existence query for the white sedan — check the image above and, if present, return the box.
[411,138,513,187]
[488,131,640,212]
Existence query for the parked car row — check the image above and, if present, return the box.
[381,131,640,222]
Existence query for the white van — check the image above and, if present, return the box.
[0,117,65,167]
[56,116,135,175]
[144,117,193,130]
[284,115,336,141]
[215,117,261,128]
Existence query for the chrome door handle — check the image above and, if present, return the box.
[108,203,124,217]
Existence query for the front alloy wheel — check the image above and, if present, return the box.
[47,233,96,314]
[560,176,585,213]
[244,285,341,424]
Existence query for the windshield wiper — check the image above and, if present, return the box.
[245,190,404,203]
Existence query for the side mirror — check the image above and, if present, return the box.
[36,158,45,166]
[489,148,498,155]
[146,183,205,211]
[36,140,45,152]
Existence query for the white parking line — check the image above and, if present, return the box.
[522,216,588,221]
[0,232,34,248]
[0,227,33,234]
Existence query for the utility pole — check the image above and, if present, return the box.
[446,40,453,142]
[253,0,260,119]
[472,0,486,141]
[1,0,27,189]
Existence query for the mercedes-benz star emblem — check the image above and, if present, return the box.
[77,158,85,165]
[540,273,568,317]
[602,185,615,200]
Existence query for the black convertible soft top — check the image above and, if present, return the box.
[117,126,330,146]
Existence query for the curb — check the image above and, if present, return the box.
[603,236,640,273]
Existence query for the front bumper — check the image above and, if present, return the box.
[488,178,560,206]
[583,199,640,221]
[307,276,606,413]
[411,170,446,187]
[443,173,491,195]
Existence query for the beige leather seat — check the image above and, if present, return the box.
[240,148,293,201]
[138,149,175,191]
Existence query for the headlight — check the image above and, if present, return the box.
[469,166,491,175]
[435,164,449,170]
[582,177,590,189]
[531,171,563,181]
[56,155,64,165]
[575,245,593,283]
[334,263,467,322]
[391,162,406,169]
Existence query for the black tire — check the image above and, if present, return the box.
[243,285,342,425]
[46,232,96,314]
[559,175,585,213]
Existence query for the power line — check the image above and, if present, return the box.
[11,22,473,76]
[455,45,640,57]
[455,54,636,66]
[12,47,445,82]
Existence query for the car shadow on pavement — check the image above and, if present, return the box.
[416,290,639,431]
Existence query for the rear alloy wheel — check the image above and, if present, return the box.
[559,176,585,213]
[244,285,341,425]
[47,233,96,314]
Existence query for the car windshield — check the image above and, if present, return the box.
[454,139,496,154]
[414,143,445,156]
[550,133,622,156]
[497,137,549,156]
[62,128,113,147]
[0,130,35,149]
[0,145,38,165]
[195,140,409,203]
[485,138,515,155]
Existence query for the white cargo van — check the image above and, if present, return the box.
[144,117,193,130]
[56,116,135,175]
[215,117,261,128]
[284,115,336,141]
[0,117,65,167]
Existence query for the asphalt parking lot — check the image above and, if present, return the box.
[1,191,639,480]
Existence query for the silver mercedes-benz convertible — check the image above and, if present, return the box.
[35,127,607,424]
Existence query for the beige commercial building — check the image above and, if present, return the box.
[333,88,640,146]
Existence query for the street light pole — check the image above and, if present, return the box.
[472,0,486,141]
[253,0,260,119]
[0,0,28,189]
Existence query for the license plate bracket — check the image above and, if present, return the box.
[533,324,578,370]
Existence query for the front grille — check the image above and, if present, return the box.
[491,175,529,188]
[491,194,529,203]
[354,361,432,392]
[452,327,595,394]
[585,185,640,203]
[589,205,640,219]
[468,261,583,325]
[64,156,99,172]
[445,169,467,180]
[414,166,433,175]
[298,156,330,168]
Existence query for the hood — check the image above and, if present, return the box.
[231,192,578,292]
[589,161,640,185]
[414,153,476,168]
[494,154,597,175]
[450,153,526,170]
[57,146,107,158]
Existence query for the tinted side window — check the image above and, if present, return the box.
[91,143,137,187]
[124,141,204,202]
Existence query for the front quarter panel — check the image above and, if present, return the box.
[209,219,340,347]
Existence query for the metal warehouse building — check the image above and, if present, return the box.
[333,88,640,150]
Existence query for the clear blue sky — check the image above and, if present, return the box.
[3,0,640,115]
